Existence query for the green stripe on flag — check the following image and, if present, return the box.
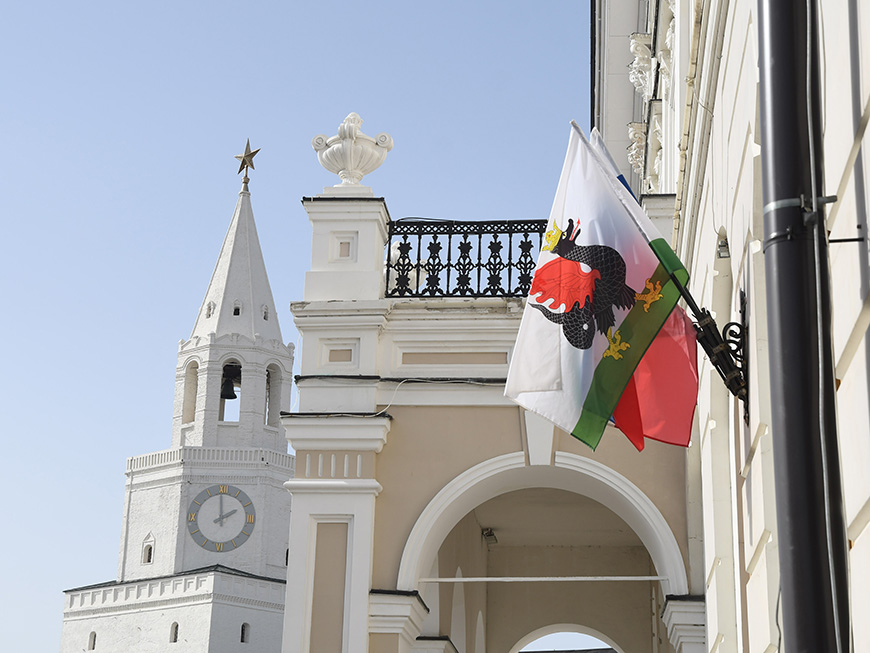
[570,263,681,449]
[649,238,689,284]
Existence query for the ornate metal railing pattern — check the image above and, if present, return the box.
[385,218,548,297]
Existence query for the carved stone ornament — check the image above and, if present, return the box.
[658,12,675,99]
[628,33,654,102]
[645,111,664,193]
[627,122,647,176]
[312,113,394,185]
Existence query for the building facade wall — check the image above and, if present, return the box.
[283,171,701,652]
[61,570,285,653]
[596,0,870,650]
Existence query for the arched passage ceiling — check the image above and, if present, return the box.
[472,488,644,548]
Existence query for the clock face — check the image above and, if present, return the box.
[187,484,256,553]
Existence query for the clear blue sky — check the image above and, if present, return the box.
[1,1,593,649]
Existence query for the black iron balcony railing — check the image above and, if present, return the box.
[385,218,548,298]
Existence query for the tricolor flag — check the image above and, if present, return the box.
[505,123,698,450]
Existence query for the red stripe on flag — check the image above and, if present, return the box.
[613,307,699,451]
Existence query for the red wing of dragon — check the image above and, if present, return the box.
[530,257,601,312]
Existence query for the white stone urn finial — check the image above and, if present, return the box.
[312,113,394,185]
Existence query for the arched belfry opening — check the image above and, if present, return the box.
[181,361,198,425]
[264,364,282,427]
[219,361,242,422]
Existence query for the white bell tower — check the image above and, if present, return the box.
[61,144,295,653]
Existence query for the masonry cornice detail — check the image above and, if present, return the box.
[282,415,391,452]
[64,593,285,619]
[302,197,390,238]
[373,382,512,408]
[662,598,706,652]
[283,478,383,495]
[369,591,429,644]
[126,447,294,475]
[178,333,292,359]
[291,296,524,315]
[126,473,293,494]
[64,570,286,618]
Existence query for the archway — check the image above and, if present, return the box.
[397,451,687,596]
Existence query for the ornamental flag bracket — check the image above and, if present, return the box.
[675,276,749,412]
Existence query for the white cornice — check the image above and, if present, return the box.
[369,592,429,644]
[282,415,391,452]
[662,599,706,650]
[283,478,383,495]
[126,447,295,475]
[64,570,286,619]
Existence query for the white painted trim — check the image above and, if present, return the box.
[282,416,391,452]
[835,288,870,382]
[848,493,870,544]
[283,479,382,495]
[826,94,870,231]
[368,592,429,648]
[396,451,689,596]
[662,599,706,652]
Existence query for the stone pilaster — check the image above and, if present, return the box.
[282,478,382,653]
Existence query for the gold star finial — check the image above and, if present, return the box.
[234,139,260,189]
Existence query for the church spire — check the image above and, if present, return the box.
[190,143,281,343]
[172,143,293,452]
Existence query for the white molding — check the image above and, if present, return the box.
[369,592,429,648]
[282,416,391,453]
[412,639,459,653]
[126,447,295,474]
[283,478,382,495]
[396,452,689,595]
[374,384,513,408]
[662,599,706,653]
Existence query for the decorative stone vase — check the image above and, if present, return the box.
[312,113,394,185]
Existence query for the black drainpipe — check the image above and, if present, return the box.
[757,0,851,650]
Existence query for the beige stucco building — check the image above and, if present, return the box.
[60,0,870,646]
[281,115,704,653]
[284,0,870,646]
